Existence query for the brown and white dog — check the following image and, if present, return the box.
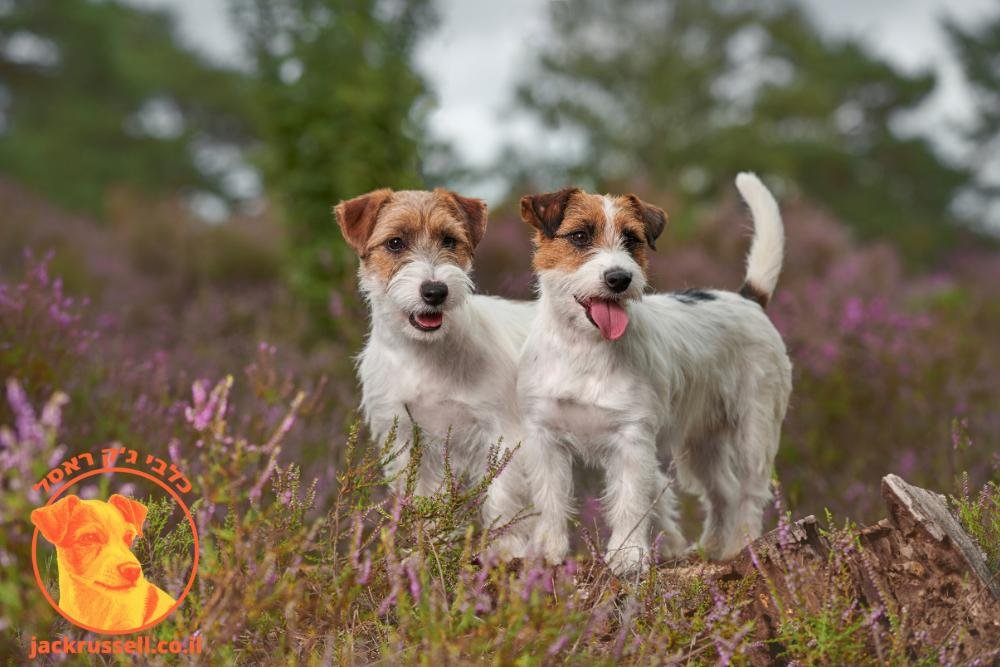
[502,174,792,573]
[335,189,535,552]
[31,494,176,631]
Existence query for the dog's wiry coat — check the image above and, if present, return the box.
[336,189,535,553]
[506,173,792,573]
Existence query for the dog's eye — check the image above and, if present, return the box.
[622,231,642,251]
[78,533,100,545]
[441,235,458,250]
[568,230,591,248]
[385,237,406,253]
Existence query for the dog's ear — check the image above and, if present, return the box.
[334,188,393,255]
[109,494,148,537]
[440,189,488,249]
[520,187,579,238]
[31,495,81,545]
[625,194,667,250]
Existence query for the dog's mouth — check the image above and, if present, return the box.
[408,311,444,332]
[95,581,138,591]
[575,296,629,341]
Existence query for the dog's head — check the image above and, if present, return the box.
[520,188,667,340]
[335,188,487,341]
[31,494,149,592]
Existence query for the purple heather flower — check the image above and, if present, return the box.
[356,555,372,586]
[6,379,43,446]
[404,557,421,601]
[168,439,181,463]
[863,605,883,628]
[546,634,569,658]
[185,380,215,431]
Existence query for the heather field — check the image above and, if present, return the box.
[2,0,1000,664]
[1,174,998,664]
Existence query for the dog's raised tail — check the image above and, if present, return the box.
[735,172,784,309]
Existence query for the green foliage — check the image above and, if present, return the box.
[517,0,969,262]
[229,0,437,325]
[131,496,197,594]
[952,473,1000,576]
[0,0,253,215]
[946,10,1000,230]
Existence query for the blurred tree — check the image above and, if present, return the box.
[0,0,252,216]
[230,0,436,326]
[946,12,1000,233]
[516,0,969,262]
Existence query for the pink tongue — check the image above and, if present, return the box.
[415,312,443,328]
[587,299,629,340]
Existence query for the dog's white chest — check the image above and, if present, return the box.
[521,336,652,414]
[519,333,660,463]
[359,341,502,445]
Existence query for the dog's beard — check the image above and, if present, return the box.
[540,254,646,339]
[363,259,474,342]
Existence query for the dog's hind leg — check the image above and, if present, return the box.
[693,415,776,560]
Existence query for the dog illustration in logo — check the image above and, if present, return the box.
[31,494,176,631]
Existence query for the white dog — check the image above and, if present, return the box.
[508,173,792,573]
[335,188,534,548]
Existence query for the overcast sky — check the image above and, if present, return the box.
[133,0,998,200]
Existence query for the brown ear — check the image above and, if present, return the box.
[520,187,579,238]
[109,494,148,537]
[440,189,488,248]
[625,194,667,250]
[31,495,81,545]
[334,189,393,255]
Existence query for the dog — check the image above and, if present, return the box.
[507,173,792,573]
[31,494,176,631]
[335,188,535,550]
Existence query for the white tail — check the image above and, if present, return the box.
[735,172,784,308]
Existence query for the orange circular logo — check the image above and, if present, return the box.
[30,467,199,634]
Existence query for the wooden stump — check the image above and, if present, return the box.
[717,474,1000,663]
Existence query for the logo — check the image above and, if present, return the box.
[29,448,199,637]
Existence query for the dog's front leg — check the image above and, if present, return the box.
[483,448,531,560]
[602,426,659,575]
[524,425,573,566]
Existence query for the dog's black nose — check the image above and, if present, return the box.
[604,269,632,293]
[118,563,141,583]
[420,281,449,306]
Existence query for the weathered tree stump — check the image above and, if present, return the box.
[717,474,1000,663]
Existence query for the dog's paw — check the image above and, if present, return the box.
[697,533,747,562]
[656,528,689,559]
[533,528,569,566]
[489,532,529,561]
[605,541,650,576]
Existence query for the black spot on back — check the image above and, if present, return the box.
[672,288,717,305]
